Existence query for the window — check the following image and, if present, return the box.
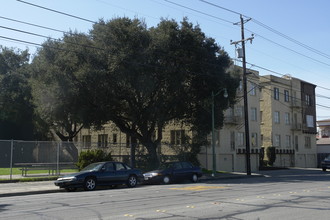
[113,133,117,144]
[98,134,108,147]
[274,111,280,124]
[285,112,291,125]
[261,134,264,147]
[237,132,244,147]
[284,90,290,102]
[274,134,281,147]
[82,135,91,148]
[115,163,126,171]
[250,82,256,95]
[274,87,280,100]
[181,162,193,168]
[170,130,186,145]
[304,136,311,148]
[235,106,244,117]
[306,115,314,127]
[126,134,131,148]
[230,131,235,151]
[251,133,258,147]
[238,80,243,91]
[285,135,291,148]
[260,111,263,123]
[251,107,257,121]
[305,94,311,106]
[295,135,299,151]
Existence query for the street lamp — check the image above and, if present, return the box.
[211,88,228,177]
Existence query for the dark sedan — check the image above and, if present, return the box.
[54,161,143,191]
[321,155,330,171]
[143,161,203,184]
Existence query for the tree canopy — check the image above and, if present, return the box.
[31,17,239,167]
[0,47,41,140]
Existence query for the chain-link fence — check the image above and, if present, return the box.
[0,140,191,180]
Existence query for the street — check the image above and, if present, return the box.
[1,168,330,220]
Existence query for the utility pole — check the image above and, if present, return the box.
[231,14,254,175]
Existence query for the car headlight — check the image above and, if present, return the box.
[144,172,162,177]
[57,176,77,181]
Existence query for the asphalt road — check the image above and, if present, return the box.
[1,168,330,220]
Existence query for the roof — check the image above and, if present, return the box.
[317,138,330,145]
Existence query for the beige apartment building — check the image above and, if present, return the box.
[75,72,317,172]
[259,75,317,168]
[198,69,261,172]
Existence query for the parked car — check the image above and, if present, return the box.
[321,155,330,171]
[54,161,143,191]
[143,161,203,184]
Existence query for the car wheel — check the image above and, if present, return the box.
[322,168,326,172]
[84,177,97,191]
[65,187,77,192]
[127,175,138,188]
[162,175,171,184]
[191,173,199,183]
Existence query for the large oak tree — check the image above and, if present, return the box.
[89,18,239,167]
[31,17,239,168]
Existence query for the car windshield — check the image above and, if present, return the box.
[81,162,104,171]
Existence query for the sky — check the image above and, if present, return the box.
[1,0,330,120]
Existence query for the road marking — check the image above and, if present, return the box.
[124,214,134,217]
[169,185,228,191]
[186,205,195,208]
[156,210,166,213]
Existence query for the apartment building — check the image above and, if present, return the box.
[197,69,261,172]
[75,121,192,160]
[75,72,317,172]
[316,119,330,167]
[260,75,317,168]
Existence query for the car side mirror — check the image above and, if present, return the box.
[101,167,106,172]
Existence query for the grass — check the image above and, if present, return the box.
[0,167,78,182]
[0,167,78,176]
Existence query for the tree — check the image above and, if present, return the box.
[30,32,99,142]
[30,17,239,168]
[0,47,40,140]
[89,17,239,168]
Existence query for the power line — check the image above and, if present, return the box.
[16,0,96,24]
[251,19,330,60]
[199,0,242,16]
[0,16,66,34]
[0,25,104,51]
[199,0,330,66]
[164,0,234,24]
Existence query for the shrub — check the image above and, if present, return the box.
[76,149,113,170]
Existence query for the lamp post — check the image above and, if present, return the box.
[211,88,228,177]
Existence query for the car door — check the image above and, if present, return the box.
[172,162,185,181]
[98,162,116,184]
[114,162,129,182]
[180,162,194,179]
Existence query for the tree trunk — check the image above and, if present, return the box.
[144,142,160,169]
[130,136,137,168]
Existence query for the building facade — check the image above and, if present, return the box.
[198,69,261,172]
[316,119,330,167]
[74,73,318,172]
[260,75,317,168]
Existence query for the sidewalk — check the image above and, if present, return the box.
[0,172,263,198]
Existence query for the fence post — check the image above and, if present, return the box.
[56,142,60,175]
[10,140,14,180]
